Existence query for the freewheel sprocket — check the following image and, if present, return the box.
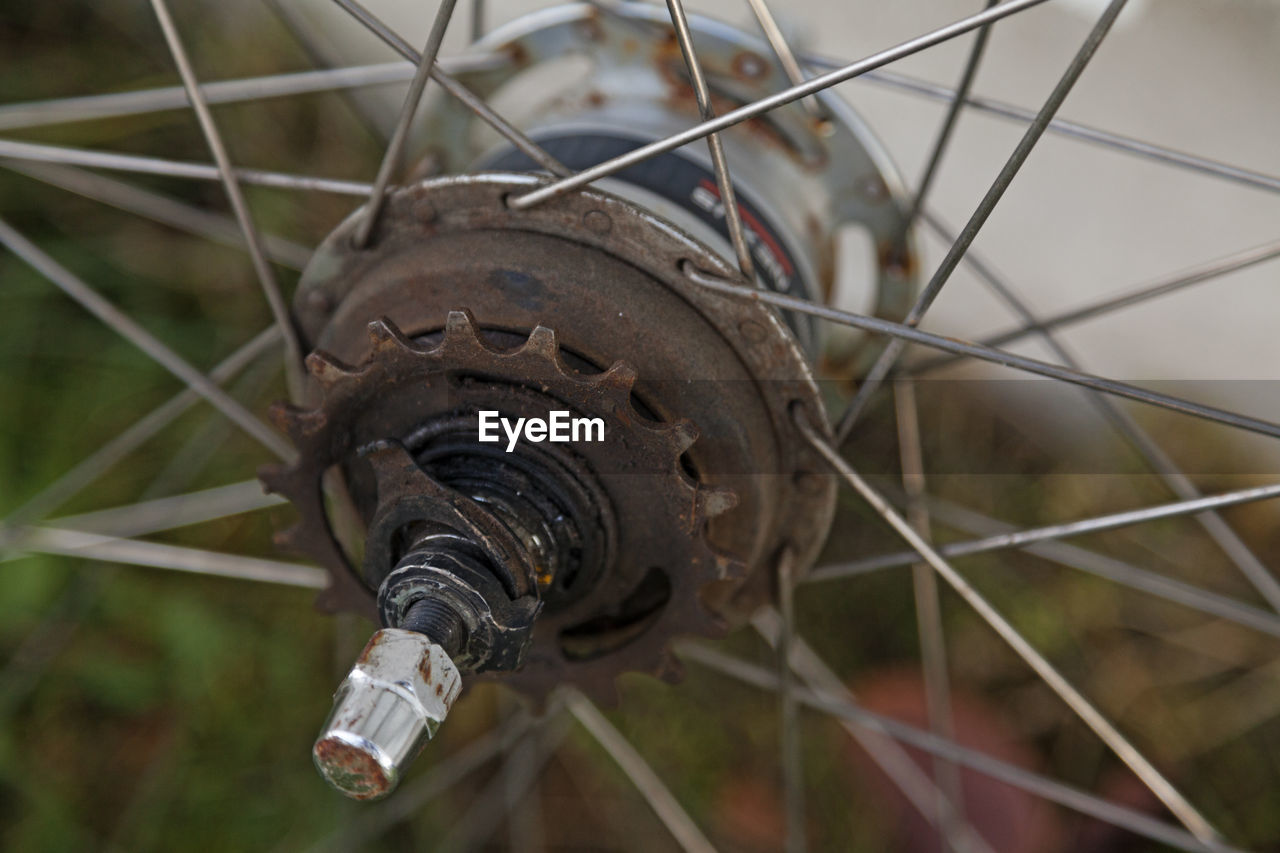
[262,310,745,701]
[266,173,836,700]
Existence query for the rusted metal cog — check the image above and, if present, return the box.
[262,309,744,703]
[266,173,837,703]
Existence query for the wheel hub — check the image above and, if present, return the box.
[261,0,929,799]
[266,175,836,701]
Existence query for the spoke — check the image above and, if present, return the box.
[747,611,998,853]
[1175,657,1280,756]
[843,66,1280,197]
[351,0,459,248]
[665,0,754,278]
[683,264,1280,441]
[2,373,280,712]
[810,480,1280,583]
[262,0,397,140]
[833,0,1129,442]
[681,644,1241,853]
[40,480,284,541]
[594,0,1274,197]
[563,688,718,853]
[437,711,570,853]
[0,138,373,196]
[332,0,572,179]
[864,489,1280,641]
[742,0,825,119]
[3,326,278,527]
[774,548,805,853]
[913,232,1280,369]
[795,412,1222,843]
[471,0,485,42]
[151,359,281,507]
[501,700,546,853]
[894,381,967,851]
[15,526,324,589]
[509,0,1053,210]
[6,161,313,270]
[149,0,304,388]
[0,59,502,132]
[901,0,998,237]
[0,219,293,460]
[6,32,1272,198]
[913,212,1280,613]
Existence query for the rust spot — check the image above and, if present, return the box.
[314,737,392,800]
[649,31,821,166]
[811,232,836,300]
[810,114,836,138]
[877,237,918,280]
[585,90,606,109]
[664,79,803,161]
[419,656,433,682]
[804,213,824,240]
[503,41,529,67]
[435,682,444,697]
[357,632,383,663]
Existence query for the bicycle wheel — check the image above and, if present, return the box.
[2,1,1278,850]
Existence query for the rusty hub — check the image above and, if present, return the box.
[264,173,835,701]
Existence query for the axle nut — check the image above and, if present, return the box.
[313,628,462,800]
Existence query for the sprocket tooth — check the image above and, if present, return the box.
[694,539,748,583]
[267,401,327,441]
[655,651,685,685]
[522,325,558,359]
[696,485,738,519]
[684,591,730,636]
[262,294,753,695]
[666,419,699,454]
[257,464,314,505]
[304,350,356,389]
[367,316,416,354]
[626,642,685,687]
[595,361,637,393]
[716,552,749,583]
[443,308,480,346]
[273,522,311,554]
[257,463,289,496]
[266,400,295,433]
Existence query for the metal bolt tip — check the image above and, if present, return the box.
[313,732,398,800]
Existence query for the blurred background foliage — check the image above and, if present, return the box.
[2,2,1279,851]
